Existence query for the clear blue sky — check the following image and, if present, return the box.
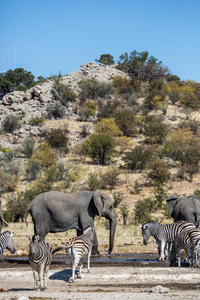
[1,0,200,82]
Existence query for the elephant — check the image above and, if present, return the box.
[25,190,117,254]
[166,194,200,225]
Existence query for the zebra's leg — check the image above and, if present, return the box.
[87,250,92,273]
[69,253,79,283]
[38,264,45,290]
[184,248,190,263]
[33,269,38,290]
[158,241,166,261]
[156,241,161,258]
[77,259,83,279]
[43,265,49,289]
[177,248,182,267]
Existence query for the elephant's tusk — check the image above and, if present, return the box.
[0,217,9,226]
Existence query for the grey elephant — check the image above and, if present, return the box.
[25,190,117,254]
[166,194,200,225]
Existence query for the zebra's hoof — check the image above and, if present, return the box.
[69,277,75,283]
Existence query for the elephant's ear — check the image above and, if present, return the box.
[166,194,179,216]
[94,190,103,217]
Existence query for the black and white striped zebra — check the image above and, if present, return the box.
[140,221,196,261]
[170,228,200,267]
[28,235,52,290]
[0,231,15,261]
[52,226,94,283]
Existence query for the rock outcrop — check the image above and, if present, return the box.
[0,62,128,148]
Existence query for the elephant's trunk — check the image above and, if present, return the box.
[108,212,117,254]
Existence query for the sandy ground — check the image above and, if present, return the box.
[1,258,200,300]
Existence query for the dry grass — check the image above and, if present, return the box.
[2,216,161,260]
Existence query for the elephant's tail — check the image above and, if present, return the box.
[52,246,66,255]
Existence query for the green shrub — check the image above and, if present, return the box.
[147,158,170,185]
[45,128,69,153]
[112,107,137,137]
[112,192,123,208]
[6,192,29,222]
[143,116,168,144]
[120,203,129,226]
[1,114,21,133]
[78,107,94,121]
[78,79,114,99]
[122,145,153,172]
[101,166,120,189]
[21,138,35,158]
[52,78,77,106]
[134,197,157,225]
[28,116,45,126]
[46,101,65,119]
[83,133,116,165]
[87,172,104,191]
[25,159,42,180]
[97,99,122,120]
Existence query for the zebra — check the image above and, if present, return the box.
[0,231,15,261]
[52,226,94,283]
[140,221,196,261]
[28,235,52,290]
[170,228,200,267]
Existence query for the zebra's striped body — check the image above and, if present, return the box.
[52,226,94,283]
[0,231,15,261]
[170,228,200,267]
[28,235,52,290]
[141,221,196,261]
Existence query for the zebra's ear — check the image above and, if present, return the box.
[139,224,142,228]
[10,232,14,237]
[28,235,32,241]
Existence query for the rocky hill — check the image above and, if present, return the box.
[0,62,129,149]
[1,61,200,219]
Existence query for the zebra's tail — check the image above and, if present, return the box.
[52,246,67,254]
[52,244,72,255]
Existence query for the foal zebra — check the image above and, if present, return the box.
[0,231,15,261]
[140,221,196,261]
[52,226,94,283]
[28,235,52,290]
[170,227,200,267]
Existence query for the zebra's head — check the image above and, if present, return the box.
[28,235,40,260]
[4,231,15,254]
[140,223,151,245]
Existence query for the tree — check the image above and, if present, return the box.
[117,50,168,82]
[83,134,116,165]
[95,54,115,65]
[0,68,35,98]
[112,107,137,137]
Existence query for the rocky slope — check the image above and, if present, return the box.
[0,62,128,149]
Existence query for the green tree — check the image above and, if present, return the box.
[112,107,137,137]
[83,134,116,165]
[122,145,153,172]
[95,54,114,65]
[117,50,168,82]
[0,68,35,97]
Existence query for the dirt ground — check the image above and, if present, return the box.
[1,257,200,300]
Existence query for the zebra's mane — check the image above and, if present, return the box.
[0,231,11,236]
[143,222,160,228]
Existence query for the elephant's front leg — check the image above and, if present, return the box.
[92,229,99,255]
[158,241,166,261]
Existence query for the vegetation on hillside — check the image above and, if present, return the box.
[1,50,200,226]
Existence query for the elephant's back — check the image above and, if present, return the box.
[30,190,94,208]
